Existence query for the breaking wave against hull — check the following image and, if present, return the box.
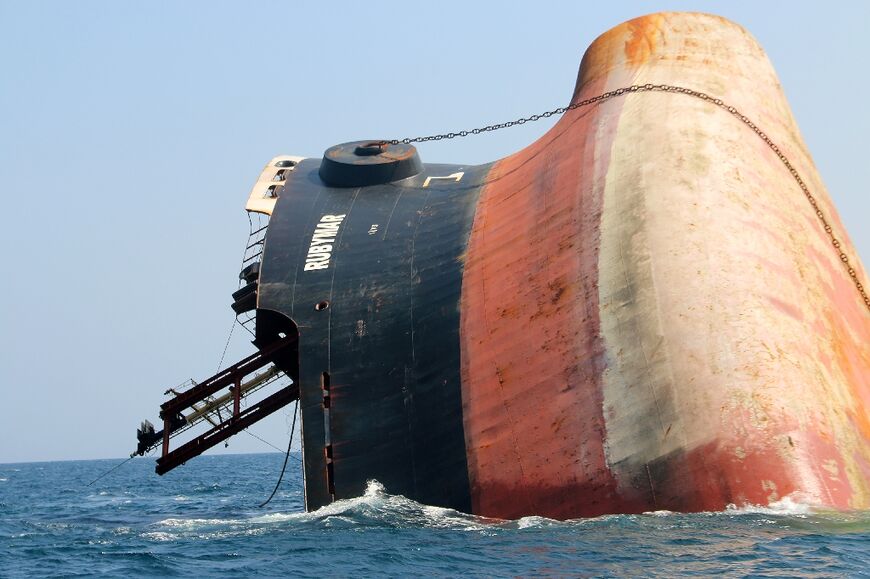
[1,455,868,577]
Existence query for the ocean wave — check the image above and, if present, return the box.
[634,495,820,519]
[139,482,870,544]
[141,531,176,542]
[144,516,272,542]
[5,454,867,577]
[643,510,678,516]
[153,517,238,529]
[724,495,816,516]
[296,480,492,531]
[141,480,493,541]
[515,515,563,529]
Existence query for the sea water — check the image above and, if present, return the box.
[1,453,867,577]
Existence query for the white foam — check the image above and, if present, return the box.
[293,480,491,531]
[633,495,819,518]
[365,479,386,497]
[248,512,303,524]
[0,478,7,482]
[154,517,237,528]
[300,479,390,519]
[141,531,175,542]
[516,515,561,529]
[724,495,816,517]
[422,505,490,531]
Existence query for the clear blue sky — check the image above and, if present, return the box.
[1,1,867,464]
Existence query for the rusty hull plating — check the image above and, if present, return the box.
[146,12,869,519]
[459,12,869,517]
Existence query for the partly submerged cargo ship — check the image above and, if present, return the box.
[134,12,870,519]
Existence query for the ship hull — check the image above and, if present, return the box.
[256,12,869,518]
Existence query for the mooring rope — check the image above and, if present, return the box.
[259,399,299,508]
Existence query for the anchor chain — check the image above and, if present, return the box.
[388,83,869,311]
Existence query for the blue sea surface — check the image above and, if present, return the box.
[0,453,868,577]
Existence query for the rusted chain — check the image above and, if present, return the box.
[388,84,869,311]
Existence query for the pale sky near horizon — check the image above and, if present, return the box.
[1,1,867,465]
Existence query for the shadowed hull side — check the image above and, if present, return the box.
[257,161,493,513]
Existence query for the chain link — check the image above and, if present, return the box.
[387,83,869,312]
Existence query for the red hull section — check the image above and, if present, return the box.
[459,12,870,518]
[460,71,632,518]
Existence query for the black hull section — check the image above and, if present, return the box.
[257,159,489,512]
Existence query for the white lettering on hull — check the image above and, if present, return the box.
[304,214,346,271]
